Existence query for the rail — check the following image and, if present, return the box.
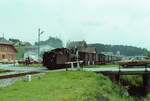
[0,71,40,79]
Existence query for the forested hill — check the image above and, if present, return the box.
[88,43,148,56]
[35,37,63,48]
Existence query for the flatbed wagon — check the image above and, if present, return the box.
[118,60,150,68]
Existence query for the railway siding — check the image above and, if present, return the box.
[0,77,22,87]
[0,65,48,87]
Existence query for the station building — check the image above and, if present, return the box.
[0,38,17,63]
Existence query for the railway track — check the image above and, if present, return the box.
[0,69,13,73]
[0,71,40,79]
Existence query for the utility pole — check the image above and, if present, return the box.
[38,28,44,61]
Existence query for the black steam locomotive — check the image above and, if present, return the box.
[42,48,73,69]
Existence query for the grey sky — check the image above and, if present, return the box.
[0,0,150,49]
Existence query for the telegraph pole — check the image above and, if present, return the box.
[38,28,44,61]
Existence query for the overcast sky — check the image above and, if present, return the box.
[0,0,150,49]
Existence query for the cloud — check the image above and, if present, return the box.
[0,0,150,48]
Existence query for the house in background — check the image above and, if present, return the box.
[0,37,17,63]
[67,40,96,65]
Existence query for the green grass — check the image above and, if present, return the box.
[0,71,134,101]
[144,94,150,101]
[120,75,143,87]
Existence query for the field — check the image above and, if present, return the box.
[0,71,134,101]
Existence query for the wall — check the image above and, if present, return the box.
[0,44,16,63]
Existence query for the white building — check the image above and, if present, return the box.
[24,45,54,60]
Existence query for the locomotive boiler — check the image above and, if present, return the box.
[42,48,72,70]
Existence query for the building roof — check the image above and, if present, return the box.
[50,48,71,55]
[67,40,87,49]
[0,37,13,45]
[79,47,96,54]
[0,37,17,52]
[0,37,8,42]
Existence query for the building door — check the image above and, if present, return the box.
[2,54,5,59]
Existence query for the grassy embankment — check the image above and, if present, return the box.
[145,94,150,101]
[0,71,134,101]
[120,75,143,87]
[84,65,143,87]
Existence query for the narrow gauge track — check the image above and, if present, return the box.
[0,69,13,73]
[0,71,40,79]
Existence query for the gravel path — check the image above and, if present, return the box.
[0,64,70,88]
[0,77,23,87]
[0,64,48,88]
[0,64,48,72]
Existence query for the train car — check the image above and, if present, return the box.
[96,53,121,65]
[78,48,97,65]
[96,54,106,64]
[42,48,72,70]
[67,41,97,65]
[96,53,113,64]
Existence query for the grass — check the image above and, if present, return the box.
[120,75,143,87]
[0,71,134,101]
[0,70,3,73]
[144,94,150,101]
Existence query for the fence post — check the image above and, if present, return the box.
[71,62,74,70]
[77,62,80,70]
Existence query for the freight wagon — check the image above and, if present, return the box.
[96,53,121,65]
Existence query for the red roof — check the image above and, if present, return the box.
[0,43,17,52]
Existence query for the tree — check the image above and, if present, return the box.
[9,38,21,43]
[35,36,63,48]
[88,43,149,56]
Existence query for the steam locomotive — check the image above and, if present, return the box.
[42,48,73,69]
